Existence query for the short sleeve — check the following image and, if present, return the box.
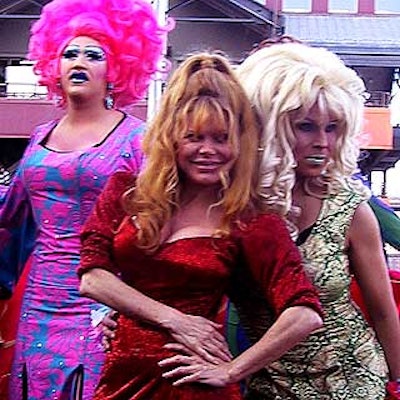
[234,213,323,318]
[78,171,136,277]
[125,116,145,172]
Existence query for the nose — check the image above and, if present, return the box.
[198,138,216,155]
[74,52,87,64]
[314,128,328,148]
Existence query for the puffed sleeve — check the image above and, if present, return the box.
[0,169,36,299]
[78,171,136,276]
[232,213,323,318]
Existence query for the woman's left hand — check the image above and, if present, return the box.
[158,343,234,387]
[101,310,119,351]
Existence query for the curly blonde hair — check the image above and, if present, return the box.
[236,42,369,219]
[123,53,260,252]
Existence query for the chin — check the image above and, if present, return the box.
[300,161,328,173]
[187,177,222,188]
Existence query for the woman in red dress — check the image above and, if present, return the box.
[78,52,324,399]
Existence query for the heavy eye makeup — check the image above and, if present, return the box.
[294,120,338,134]
[62,45,106,62]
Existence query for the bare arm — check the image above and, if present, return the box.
[79,172,230,362]
[80,268,181,327]
[348,202,400,381]
[80,268,231,362]
[160,305,322,386]
[226,306,321,381]
[159,213,323,386]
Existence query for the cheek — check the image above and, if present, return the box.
[328,134,338,146]
[327,136,338,155]
[92,64,108,82]
[176,152,184,170]
[220,143,236,160]
[59,61,68,77]
[59,63,70,88]
[292,144,303,163]
[176,145,192,168]
[224,149,235,162]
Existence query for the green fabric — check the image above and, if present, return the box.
[368,197,400,250]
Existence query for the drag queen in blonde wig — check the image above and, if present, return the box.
[233,41,400,399]
[237,41,369,223]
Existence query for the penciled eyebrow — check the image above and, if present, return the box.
[61,45,106,61]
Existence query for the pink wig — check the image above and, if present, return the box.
[28,0,174,108]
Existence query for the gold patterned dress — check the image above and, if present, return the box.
[245,188,388,400]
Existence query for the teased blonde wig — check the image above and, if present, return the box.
[124,53,260,252]
[236,42,370,219]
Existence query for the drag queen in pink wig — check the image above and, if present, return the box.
[0,0,172,398]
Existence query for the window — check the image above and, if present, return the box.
[328,0,357,13]
[375,0,400,14]
[282,0,311,13]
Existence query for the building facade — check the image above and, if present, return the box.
[1,0,400,188]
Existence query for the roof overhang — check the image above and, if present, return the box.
[283,14,400,67]
[169,0,277,35]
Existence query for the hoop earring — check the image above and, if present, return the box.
[105,82,114,109]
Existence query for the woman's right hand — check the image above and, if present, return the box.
[167,313,232,363]
[101,309,231,363]
[101,310,119,351]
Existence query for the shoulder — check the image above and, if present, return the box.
[114,114,145,151]
[334,185,365,204]
[120,113,145,132]
[351,201,379,231]
[346,200,383,251]
[325,186,367,224]
[30,120,58,143]
[243,212,290,230]
[233,212,293,242]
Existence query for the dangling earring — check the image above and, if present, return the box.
[104,82,114,109]
[54,95,63,107]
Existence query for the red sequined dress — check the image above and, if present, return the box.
[79,171,323,400]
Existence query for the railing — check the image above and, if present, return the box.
[0,84,392,107]
[0,82,47,99]
[387,252,400,271]
[0,97,148,138]
[365,91,391,107]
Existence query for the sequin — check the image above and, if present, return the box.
[80,172,322,400]
[4,115,144,400]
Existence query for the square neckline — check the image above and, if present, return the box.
[126,215,218,248]
[39,113,127,154]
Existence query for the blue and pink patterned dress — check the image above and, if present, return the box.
[0,114,143,400]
